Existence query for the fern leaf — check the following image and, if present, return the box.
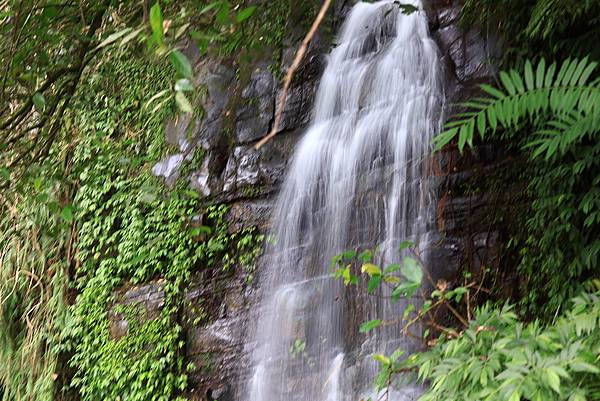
[500,71,517,96]
[525,60,535,91]
[545,62,557,87]
[536,59,546,89]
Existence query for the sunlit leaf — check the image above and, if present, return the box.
[372,353,390,365]
[236,6,257,22]
[150,2,164,46]
[362,263,382,276]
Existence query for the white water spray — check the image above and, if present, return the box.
[243,1,442,400]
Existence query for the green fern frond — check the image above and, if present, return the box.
[526,0,598,40]
[434,58,600,158]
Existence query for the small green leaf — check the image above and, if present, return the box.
[0,168,9,180]
[32,92,45,112]
[390,349,404,361]
[360,319,382,333]
[170,50,194,79]
[190,226,212,236]
[342,250,357,260]
[61,206,73,223]
[358,250,373,262]
[236,6,257,22]
[150,2,164,46]
[384,263,401,274]
[216,1,230,25]
[368,275,381,294]
[399,240,414,251]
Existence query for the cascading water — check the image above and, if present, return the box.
[243,1,442,400]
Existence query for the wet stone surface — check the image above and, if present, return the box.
[115,0,514,398]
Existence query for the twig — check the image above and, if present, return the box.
[254,0,332,150]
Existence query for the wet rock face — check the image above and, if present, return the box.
[425,0,506,292]
[112,0,507,398]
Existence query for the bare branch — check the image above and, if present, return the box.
[254,0,332,149]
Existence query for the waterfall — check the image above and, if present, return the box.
[243,1,442,400]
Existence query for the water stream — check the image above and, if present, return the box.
[243,1,443,400]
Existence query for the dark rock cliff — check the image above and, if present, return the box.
[110,1,510,399]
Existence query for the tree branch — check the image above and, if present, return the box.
[254,0,332,149]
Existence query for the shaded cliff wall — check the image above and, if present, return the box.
[109,1,510,400]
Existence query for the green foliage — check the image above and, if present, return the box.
[460,0,600,62]
[406,291,600,401]
[434,58,600,315]
[349,249,600,401]
[434,58,600,156]
[0,195,70,401]
[53,48,263,400]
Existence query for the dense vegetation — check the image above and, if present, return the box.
[0,0,598,400]
[350,1,600,400]
[0,1,283,400]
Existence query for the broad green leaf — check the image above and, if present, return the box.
[150,2,164,46]
[362,263,382,276]
[368,275,381,294]
[0,167,9,180]
[170,50,194,79]
[401,257,422,284]
[61,206,73,223]
[216,1,230,25]
[392,282,419,300]
[544,368,561,394]
[360,319,382,333]
[236,6,257,22]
